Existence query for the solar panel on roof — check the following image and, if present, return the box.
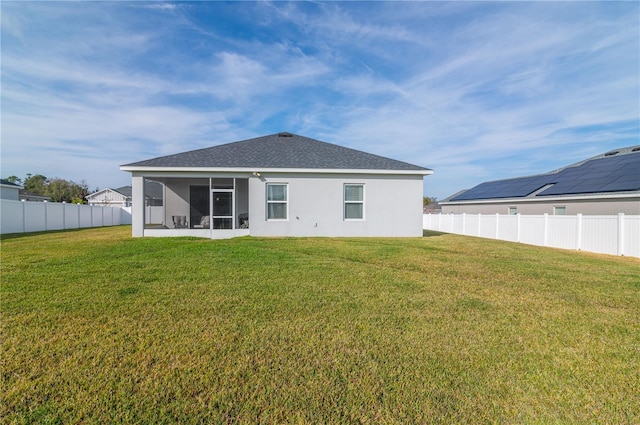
[450,149,639,201]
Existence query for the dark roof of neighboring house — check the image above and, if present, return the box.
[114,181,163,199]
[1,179,22,187]
[113,186,132,197]
[122,132,431,173]
[448,145,640,202]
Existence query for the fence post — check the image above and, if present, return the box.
[618,213,625,256]
[576,213,582,251]
[478,213,481,236]
[495,213,500,240]
[44,201,48,231]
[21,200,26,233]
[543,213,549,246]
[516,213,521,243]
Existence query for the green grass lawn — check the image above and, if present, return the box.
[2,226,639,424]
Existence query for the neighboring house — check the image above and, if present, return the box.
[86,181,163,207]
[423,202,441,214]
[440,145,640,215]
[0,179,22,201]
[120,132,432,238]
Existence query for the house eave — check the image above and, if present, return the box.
[119,166,433,176]
[440,191,640,205]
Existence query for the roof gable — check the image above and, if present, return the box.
[86,187,128,200]
[450,146,640,201]
[122,132,431,173]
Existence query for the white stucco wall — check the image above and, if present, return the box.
[249,173,424,237]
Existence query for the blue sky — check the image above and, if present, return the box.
[2,1,638,199]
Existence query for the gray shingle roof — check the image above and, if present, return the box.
[448,145,640,202]
[123,132,430,172]
[114,181,163,200]
[1,179,22,187]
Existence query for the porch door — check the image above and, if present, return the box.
[211,190,234,229]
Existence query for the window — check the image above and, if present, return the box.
[266,183,287,220]
[554,206,566,215]
[508,207,518,215]
[344,184,364,220]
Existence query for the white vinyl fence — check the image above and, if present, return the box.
[1,200,132,235]
[424,213,640,258]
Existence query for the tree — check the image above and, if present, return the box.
[423,196,437,206]
[23,174,48,194]
[46,178,89,203]
[4,176,22,185]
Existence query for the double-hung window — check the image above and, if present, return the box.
[266,183,288,220]
[344,184,364,220]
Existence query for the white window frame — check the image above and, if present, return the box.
[553,206,567,215]
[344,184,365,220]
[266,183,288,221]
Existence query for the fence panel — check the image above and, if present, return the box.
[24,202,46,233]
[623,216,640,258]
[451,214,465,234]
[64,203,79,229]
[1,200,25,234]
[79,205,93,228]
[497,215,518,242]
[581,215,618,256]
[465,214,479,237]
[146,206,164,224]
[424,213,639,258]
[519,215,546,246]
[547,215,578,250]
[91,206,103,227]
[103,207,114,226]
[479,214,497,239]
[46,202,65,231]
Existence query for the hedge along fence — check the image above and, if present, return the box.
[0,199,132,235]
[424,212,640,258]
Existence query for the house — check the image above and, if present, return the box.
[0,179,22,201]
[86,181,164,207]
[120,132,432,238]
[440,145,640,215]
